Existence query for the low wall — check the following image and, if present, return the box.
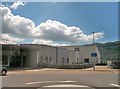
[41,64,92,69]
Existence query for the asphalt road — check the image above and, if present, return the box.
[1,68,120,89]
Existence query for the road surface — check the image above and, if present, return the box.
[1,67,120,89]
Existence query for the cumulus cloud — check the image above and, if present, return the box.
[10,0,25,9]
[0,33,24,44]
[78,32,104,42]
[34,20,104,43]
[1,5,35,37]
[32,39,69,46]
[1,4,104,45]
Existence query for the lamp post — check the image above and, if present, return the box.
[92,32,95,44]
[92,32,95,71]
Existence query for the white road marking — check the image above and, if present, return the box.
[60,81,77,83]
[110,84,120,87]
[27,70,39,72]
[26,82,42,84]
[43,84,90,87]
[42,68,64,71]
[26,80,77,85]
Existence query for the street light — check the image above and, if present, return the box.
[92,32,95,71]
[92,32,95,44]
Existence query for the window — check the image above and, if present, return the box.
[77,58,79,63]
[49,57,51,63]
[2,55,8,65]
[23,56,26,60]
[45,57,48,63]
[75,48,79,51]
[23,56,26,67]
[67,58,69,64]
[62,57,64,64]
[84,59,89,63]
[91,53,97,57]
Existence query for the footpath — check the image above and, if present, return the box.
[7,66,119,75]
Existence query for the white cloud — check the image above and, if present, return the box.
[78,32,104,42]
[34,20,104,43]
[10,0,25,9]
[32,39,69,46]
[1,5,35,37]
[1,4,104,45]
[0,33,24,44]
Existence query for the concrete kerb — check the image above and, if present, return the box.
[7,67,43,72]
[7,66,119,74]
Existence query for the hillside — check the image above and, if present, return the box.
[94,41,120,64]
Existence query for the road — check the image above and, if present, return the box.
[1,67,120,89]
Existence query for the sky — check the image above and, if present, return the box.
[0,1,118,46]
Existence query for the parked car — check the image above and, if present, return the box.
[0,66,7,76]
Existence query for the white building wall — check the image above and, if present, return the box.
[38,46,56,65]
[57,48,69,65]
[75,51,79,63]
[61,45,101,64]
[2,44,101,67]
[25,51,38,67]
[95,46,101,63]
[69,50,76,64]
[79,45,101,64]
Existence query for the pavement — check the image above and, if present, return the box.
[7,66,119,75]
[81,66,119,73]
[1,66,120,89]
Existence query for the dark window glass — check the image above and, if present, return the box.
[91,53,97,57]
[77,58,79,63]
[62,57,64,63]
[84,59,89,63]
[75,48,79,51]
[49,57,51,63]
[67,58,69,63]
[2,55,8,65]
[45,57,48,62]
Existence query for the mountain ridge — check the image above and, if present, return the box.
[91,41,120,63]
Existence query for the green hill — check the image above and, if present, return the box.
[94,41,120,64]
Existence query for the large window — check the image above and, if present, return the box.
[67,58,69,64]
[91,53,97,57]
[76,58,79,63]
[45,57,48,63]
[84,59,89,63]
[23,56,26,67]
[49,57,51,63]
[2,55,8,65]
[62,57,64,64]
[75,48,79,51]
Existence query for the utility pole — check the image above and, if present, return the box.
[92,32,95,71]
[92,32,95,44]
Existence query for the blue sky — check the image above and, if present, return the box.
[1,2,118,45]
